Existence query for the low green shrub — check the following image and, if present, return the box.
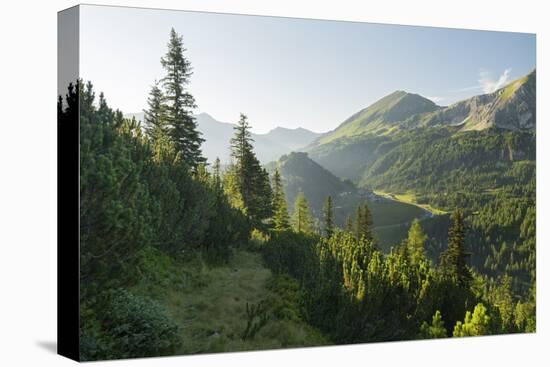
[103,290,181,359]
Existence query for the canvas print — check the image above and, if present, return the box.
[58,4,536,361]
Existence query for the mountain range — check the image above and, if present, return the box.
[306,70,536,181]
[309,69,535,148]
[124,112,321,164]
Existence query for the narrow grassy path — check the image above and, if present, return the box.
[134,249,327,356]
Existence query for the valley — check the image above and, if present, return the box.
[373,190,447,216]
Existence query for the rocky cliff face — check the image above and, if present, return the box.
[415,70,536,131]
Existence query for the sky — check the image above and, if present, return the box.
[80,5,535,134]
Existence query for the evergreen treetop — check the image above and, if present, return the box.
[440,209,472,287]
[143,81,168,141]
[323,195,335,237]
[227,113,272,229]
[272,168,290,230]
[160,28,205,169]
[292,191,313,234]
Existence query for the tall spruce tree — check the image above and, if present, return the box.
[230,113,254,208]
[440,209,472,287]
[272,168,290,230]
[323,195,335,237]
[255,166,274,226]
[160,28,205,169]
[229,113,272,228]
[292,191,312,234]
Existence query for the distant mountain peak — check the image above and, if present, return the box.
[380,92,439,122]
[268,126,310,134]
[195,111,214,118]
[314,89,440,145]
[192,113,322,164]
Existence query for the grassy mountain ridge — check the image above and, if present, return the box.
[309,70,535,151]
[312,91,441,145]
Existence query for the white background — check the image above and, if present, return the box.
[0,0,547,365]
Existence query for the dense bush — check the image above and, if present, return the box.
[105,290,180,359]
[79,290,180,360]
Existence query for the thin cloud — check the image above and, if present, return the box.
[426,96,444,104]
[453,85,483,93]
[478,68,512,93]
[450,68,513,97]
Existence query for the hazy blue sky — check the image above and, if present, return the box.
[80,5,535,133]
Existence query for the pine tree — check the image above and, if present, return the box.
[355,205,364,240]
[452,303,492,337]
[223,163,246,212]
[230,114,255,209]
[160,28,205,169]
[420,310,448,339]
[354,203,373,241]
[514,284,536,332]
[344,214,354,233]
[292,191,312,234]
[495,274,515,332]
[407,219,427,265]
[361,203,374,242]
[272,168,290,230]
[228,113,272,228]
[143,81,168,141]
[255,167,274,226]
[440,209,472,287]
[212,157,222,191]
[323,195,335,237]
[195,163,210,183]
